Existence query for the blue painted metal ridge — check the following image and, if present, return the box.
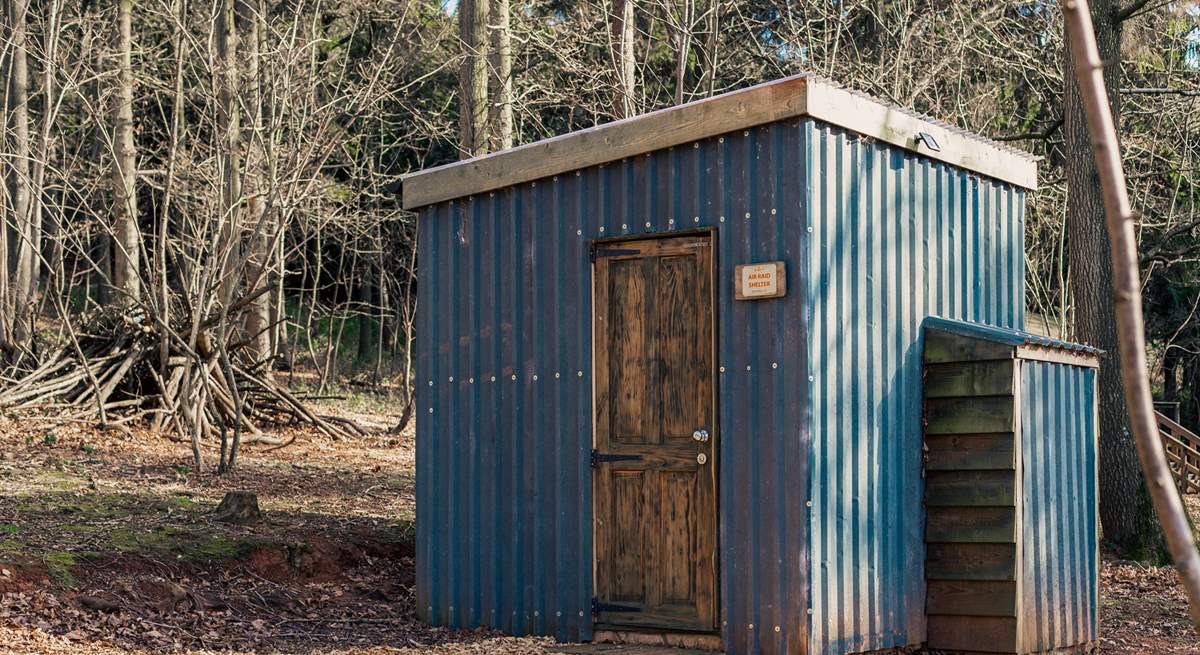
[923,316,1102,356]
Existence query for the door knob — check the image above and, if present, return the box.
[692,429,710,443]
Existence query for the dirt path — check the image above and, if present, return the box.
[0,409,1196,654]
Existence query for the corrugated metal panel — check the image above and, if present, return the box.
[416,121,810,653]
[805,121,1026,655]
[1019,360,1099,652]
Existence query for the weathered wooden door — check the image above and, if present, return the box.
[592,234,717,632]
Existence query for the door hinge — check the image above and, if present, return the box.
[590,450,643,468]
[588,245,640,263]
[592,598,643,615]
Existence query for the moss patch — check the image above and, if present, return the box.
[44,552,77,588]
[0,539,24,552]
[0,524,20,535]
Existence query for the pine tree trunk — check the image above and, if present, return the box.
[1063,0,1161,558]
[488,0,512,151]
[610,0,635,118]
[457,0,489,158]
[112,0,141,303]
[216,0,241,309]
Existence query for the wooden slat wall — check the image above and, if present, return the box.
[923,329,1021,654]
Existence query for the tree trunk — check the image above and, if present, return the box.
[8,0,32,340]
[216,0,241,309]
[697,0,719,98]
[488,0,512,150]
[112,0,140,304]
[1063,0,1160,559]
[610,0,636,118]
[1164,346,1179,403]
[239,0,273,363]
[673,0,692,106]
[0,7,11,350]
[457,0,489,158]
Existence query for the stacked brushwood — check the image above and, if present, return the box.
[0,307,363,446]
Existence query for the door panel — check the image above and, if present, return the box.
[593,234,716,633]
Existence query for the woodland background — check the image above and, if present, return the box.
[2,0,1200,556]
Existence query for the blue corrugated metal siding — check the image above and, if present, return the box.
[416,121,810,653]
[1020,361,1099,652]
[804,121,1026,654]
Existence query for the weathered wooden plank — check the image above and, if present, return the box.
[924,360,1016,398]
[402,76,1038,209]
[925,396,1015,435]
[924,329,1015,364]
[925,433,1016,471]
[926,506,1016,543]
[925,470,1016,507]
[926,542,1017,581]
[1015,343,1100,368]
[927,615,1018,653]
[927,580,1017,617]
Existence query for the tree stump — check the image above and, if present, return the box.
[213,491,261,524]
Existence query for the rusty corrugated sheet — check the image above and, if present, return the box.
[415,121,811,653]
[1019,360,1099,652]
[804,122,1026,655]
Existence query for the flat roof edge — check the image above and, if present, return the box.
[402,75,1038,210]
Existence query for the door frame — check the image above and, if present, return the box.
[588,228,720,635]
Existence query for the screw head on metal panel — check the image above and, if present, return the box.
[807,608,813,615]
[744,212,751,219]
[807,226,813,233]
[579,611,584,617]
[577,229,582,236]
[449,376,454,382]
[576,171,580,176]
[720,216,725,223]
[428,380,433,386]
[743,131,749,136]
[534,611,539,616]
[428,408,433,414]
[470,377,475,383]
[719,366,726,373]
[552,176,557,182]
[694,142,699,149]
[533,374,539,381]
[775,626,781,633]
[772,363,778,369]
[746,365,752,371]
[806,500,813,507]
[490,376,496,382]
[577,371,583,377]
[511,374,517,381]
[694,216,700,223]
[622,224,628,230]
[645,222,651,229]
[749,623,754,630]
[555,372,560,379]
[808,375,814,382]
[718,137,724,143]
[556,611,562,617]
[771,208,777,215]
[668,219,675,226]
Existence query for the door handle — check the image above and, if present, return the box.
[692,429,710,443]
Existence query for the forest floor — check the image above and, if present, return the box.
[0,391,1196,654]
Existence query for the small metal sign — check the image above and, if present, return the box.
[735,261,786,300]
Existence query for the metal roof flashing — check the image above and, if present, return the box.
[924,316,1102,368]
[401,74,1038,209]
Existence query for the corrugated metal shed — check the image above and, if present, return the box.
[402,75,1087,655]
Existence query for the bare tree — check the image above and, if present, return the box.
[111,0,139,303]
[1064,0,1200,629]
[458,0,489,157]
[1064,0,1162,557]
[489,0,512,150]
[8,0,32,342]
[610,0,636,117]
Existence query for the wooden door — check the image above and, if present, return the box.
[592,234,717,632]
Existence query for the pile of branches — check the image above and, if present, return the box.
[0,307,363,467]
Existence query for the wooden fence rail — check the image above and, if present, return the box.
[1157,411,1200,495]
